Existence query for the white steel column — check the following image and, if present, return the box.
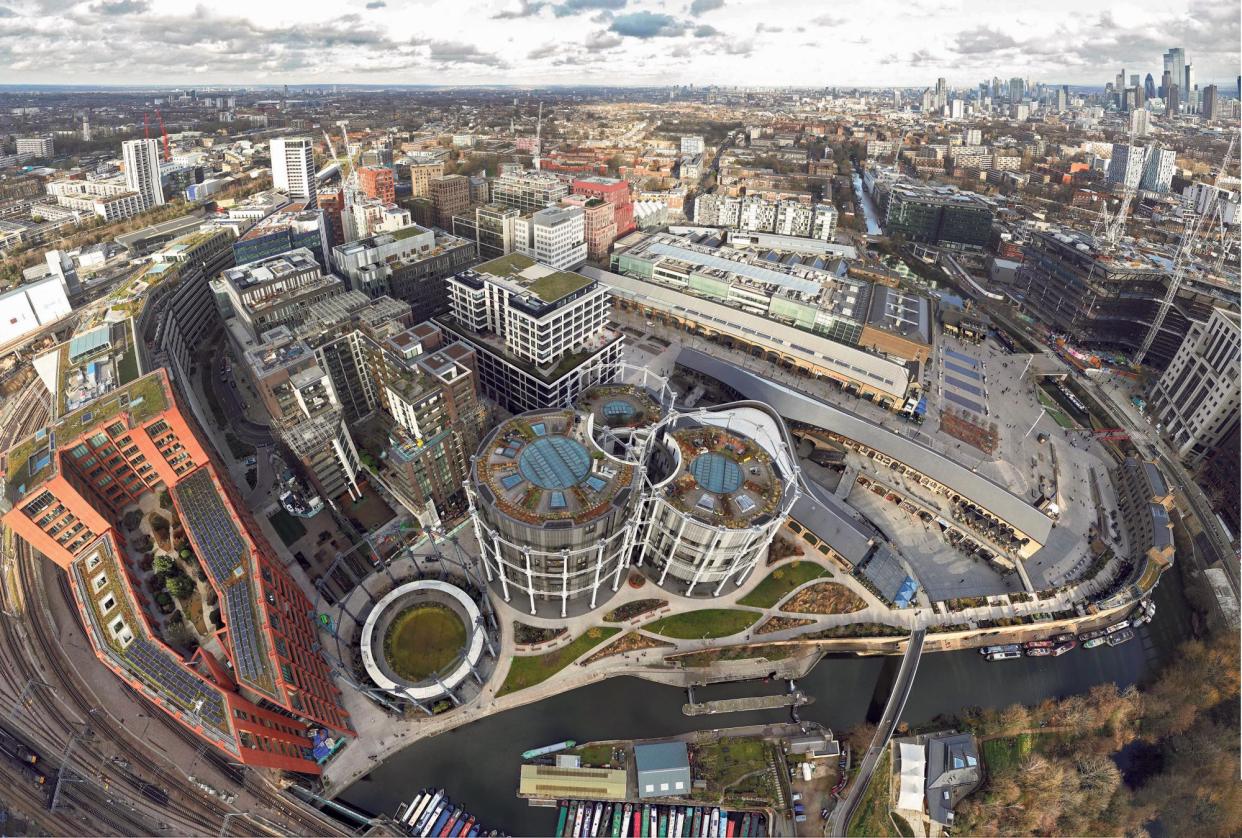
[523,548,537,615]
[658,515,691,587]
[560,550,570,619]
[589,541,606,609]
[686,528,724,597]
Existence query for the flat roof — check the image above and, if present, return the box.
[678,349,1054,545]
[586,266,910,400]
[519,765,627,800]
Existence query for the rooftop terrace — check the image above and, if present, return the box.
[477,410,636,527]
[664,425,782,529]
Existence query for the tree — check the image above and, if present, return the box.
[165,574,194,599]
[152,555,175,575]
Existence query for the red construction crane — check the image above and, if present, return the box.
[155,109,171,162]
[143,111,150,139]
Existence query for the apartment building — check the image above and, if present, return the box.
[122,139,165,209]
[245,328,364,501]
[561,195,617,262]
[514,205,587,270]
[491,170,569,213]
[270,137,317,207]
[211,248,342,340]
[331,224,476,320]
[430,174,472,230]
[442,252,622,412]
[357,166,396,204]
[451,203,522,260]
[406,161,444,198]
[1147,307,1241,467]
[0,367,352,774]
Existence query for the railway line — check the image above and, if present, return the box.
[0,536,351,836]
[0,542,243,834]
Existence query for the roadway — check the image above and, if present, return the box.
[827,628,926,837]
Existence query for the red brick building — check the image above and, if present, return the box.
[2,369,352,774]
[561,194,617,262]
[572,176,635,237]
[358,166,396,205]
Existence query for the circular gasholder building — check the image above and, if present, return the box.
[468,376,800,614]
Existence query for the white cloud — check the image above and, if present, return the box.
[0,0,1234,86]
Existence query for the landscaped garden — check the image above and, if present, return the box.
[496,627,620,696]
[643,609,761,639]
[604,598,667,622]
[383,604,469,682]
[738,561,830,608]
[780,582,867,614]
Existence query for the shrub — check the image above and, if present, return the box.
[165,574,194,599]
[152,555,175,575]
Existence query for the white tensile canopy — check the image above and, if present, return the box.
[897,743,926,811]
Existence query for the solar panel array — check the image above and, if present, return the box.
[122,638,228,732]
[174,470,244,585]
[223,580,268,685]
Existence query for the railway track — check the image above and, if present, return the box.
[6,541,349,836]
[0,544,223,835]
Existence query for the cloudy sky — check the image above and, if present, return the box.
[0,0,1237,88]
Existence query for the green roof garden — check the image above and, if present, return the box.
[525,271,592,304]
[479,252,536,277]
[391,224,430,241]
[56,372,169,450]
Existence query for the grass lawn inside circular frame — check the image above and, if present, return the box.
[382,603,469,682]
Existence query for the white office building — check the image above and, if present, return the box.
[270,136,317,206]
[443,252,622,412]
[680,135,705,156]
[1140,147,1176,193]
[514,206,587,271]
[1107,144,1147,190]
[1148,307,1241,467]
[16,137,53,158]
[122,138,165,209]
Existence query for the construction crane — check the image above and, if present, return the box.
[1134,132,1237,367]
[1093,119,1140,250]
[155,109,171,162]
[890,128,911,166]
[143,112,150,139]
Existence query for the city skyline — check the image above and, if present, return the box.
[0,0,1237,87]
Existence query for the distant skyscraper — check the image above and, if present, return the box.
[1145,73,1156,100]
[269,136,317,207]
[81,116,91,142]
[1184,63,1196,112]
[1164,48,1185,102]
[1130,108,1151,138]
[1056,85,1068,112]
[1203,85,1220,122]
[1009,77,1024,103]
[1167,83,1181,115]
[121,138,164,209]
[935,77,947,109]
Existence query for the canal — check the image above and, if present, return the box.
[851,172,883,236]
[340,570,1194,836]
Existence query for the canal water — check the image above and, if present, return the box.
[340,571,1193,835]
[851,173,883,236]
